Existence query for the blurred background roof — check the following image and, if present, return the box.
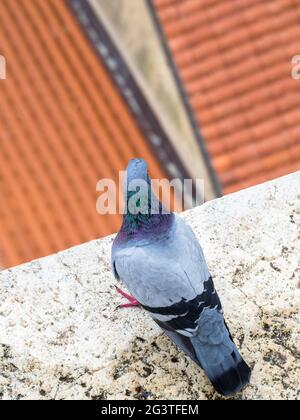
[0,0,299,268]
[0,0,189,268]
[150,0,300,193]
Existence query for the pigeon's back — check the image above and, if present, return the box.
[113,214,251,397]
[113,215,209,307]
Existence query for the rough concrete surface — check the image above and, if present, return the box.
[0,172,299,400]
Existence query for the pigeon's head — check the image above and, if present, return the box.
[126,158,149,185]
[120,158,173,233]
[125,158,153,216]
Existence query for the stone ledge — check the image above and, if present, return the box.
[0,172,299,400]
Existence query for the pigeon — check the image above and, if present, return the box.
[112,158,251,397]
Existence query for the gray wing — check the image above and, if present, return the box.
[113,215,211,308]
[113,215,221,339]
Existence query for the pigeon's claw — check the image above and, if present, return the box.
[115,286,140,308]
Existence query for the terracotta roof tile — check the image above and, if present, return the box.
[0,0,181,268]
[153,0,300,192]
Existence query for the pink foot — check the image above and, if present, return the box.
[115,286,140,308]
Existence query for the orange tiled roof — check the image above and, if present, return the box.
[0,0,184,268]
[152,0,300,193]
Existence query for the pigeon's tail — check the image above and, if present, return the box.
[191,336,251,397]
[203,349,251,397]
[154,308,251,397]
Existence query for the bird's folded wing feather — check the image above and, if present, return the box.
[113,217,211,309]
[114,245,206,307]
[113,216,221,340]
